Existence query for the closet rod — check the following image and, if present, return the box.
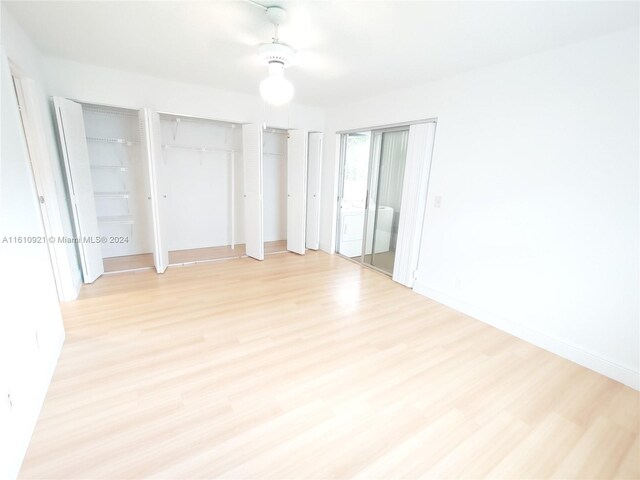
[162,144,236,154]
[158,110,242,129]
[162,115,240,129]
[91,165,128,171]
[87,136,139,146]
[265,130,288,136]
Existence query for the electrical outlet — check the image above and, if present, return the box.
[455,277,461,289]
[434,195,442,208]
[7,393,12,409]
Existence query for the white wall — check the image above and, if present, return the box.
[0,9,68,478]
[42,56,325,133]
[322,28,640,389]
[41,57,322,251]
[1,6,82,294]
[0,49,65,480]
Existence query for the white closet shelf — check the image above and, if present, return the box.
[95,192,130,198]
[91,165,128,172]
[98,215,135,225]
[87,136,139,146]
[264,152,286,157]
[82,105,138,118]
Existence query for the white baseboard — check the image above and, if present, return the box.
[413,281,639,391]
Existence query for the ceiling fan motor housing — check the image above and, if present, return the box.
[258,42,296,67]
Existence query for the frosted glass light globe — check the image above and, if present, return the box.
[260,62,294,106]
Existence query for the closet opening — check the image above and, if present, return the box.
[82,103,155,273]
[157,114,245,265]
[263,127,288,255]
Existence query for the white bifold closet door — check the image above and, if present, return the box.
[287,129,308,255]
[53,97,104,283]
[392,121,437,287]
[139,109,169,273]
[306,132,322,250]
[242,123,264,260]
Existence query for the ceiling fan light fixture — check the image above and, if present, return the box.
[260,61,294,106]
[257,7,296,106]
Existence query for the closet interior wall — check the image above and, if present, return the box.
[158,114,244,264]
[82,104,154,271]
[263,127,288,253]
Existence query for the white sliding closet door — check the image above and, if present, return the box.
[306,132,322,250]
[140,109,169,273]
[53,97,104,283]
[242,123,264,260]
[393,122,437,287]
[287,129,308,255]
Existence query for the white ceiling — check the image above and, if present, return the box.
[5,1,639,107]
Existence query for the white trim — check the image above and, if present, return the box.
[336,117,438,135]
[413,281,640,390]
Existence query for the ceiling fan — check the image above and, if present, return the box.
[253,4,296,105]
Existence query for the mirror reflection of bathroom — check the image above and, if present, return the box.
[364,129,408,274]
[337,127,409,276]
[338,132,371,260]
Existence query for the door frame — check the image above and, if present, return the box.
[335,120,438,279]
[335,130,389,276]
[10,64,80,301]
[335,126,410,277]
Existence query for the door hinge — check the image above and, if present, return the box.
[39,195,45,204]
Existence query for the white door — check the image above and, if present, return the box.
[140,109,169,273]
[242,123,264,260]
[287,129,308,255]
[53,97,104,283]
[306,132,322,250]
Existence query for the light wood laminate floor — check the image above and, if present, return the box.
[169,241,288,266]
[103,253,155,273]
[102,241,289,273]
[20,251,639,479]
